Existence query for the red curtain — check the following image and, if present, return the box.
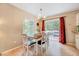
[59,17,66,44]
[42,19,45,31]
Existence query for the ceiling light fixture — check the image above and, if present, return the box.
[37,8,45,20]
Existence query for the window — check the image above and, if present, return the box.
[22,20,35,36]
[45,18,59,31]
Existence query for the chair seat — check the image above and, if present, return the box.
[29,42,36,46]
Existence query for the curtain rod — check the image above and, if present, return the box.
[45,16,66,21]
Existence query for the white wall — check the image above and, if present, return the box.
[75,13,79,49]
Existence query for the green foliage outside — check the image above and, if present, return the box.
[45,19,59,31]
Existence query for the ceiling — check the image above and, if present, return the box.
[11,3,79,17]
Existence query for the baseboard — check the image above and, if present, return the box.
[1,45,22,56]
[66,43,75,47]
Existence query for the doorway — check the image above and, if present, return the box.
[45,18,61,55]
[45,18,60,41]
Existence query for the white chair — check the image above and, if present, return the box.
[22,33,49,56]
[36,32,49,56]
[22,34,37,56]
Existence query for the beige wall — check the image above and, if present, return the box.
[0,4,36,52]
[46,10,79,46]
